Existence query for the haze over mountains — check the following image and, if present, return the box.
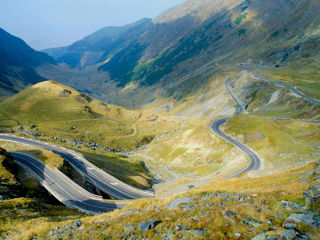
[0,28,55,96]
[0,0,320,239]
[1,0,319,109]
[44,19,153,69]
[40,0,320,107]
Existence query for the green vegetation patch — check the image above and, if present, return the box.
[0,198,82,238]
[0,81,178,151]
[258,64,320,100]
[238,29,247,36]
[0,148,17,186]
[18,150,64,169]
[233,13,248,25]
[247,84,320,120]
[81,150,152,189]
[144,118,239,177]
[0,119,19,128]
[225,115,320,169]
[99,43,146,87]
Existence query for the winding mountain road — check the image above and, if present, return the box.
[210,78,262,177]
[12,152,127,214]
[2,70,319,212]
[0,134,154,201]
[225,78,244,114]
[211,74,320,178]
[249,71,320,105]
[210,118,261,178]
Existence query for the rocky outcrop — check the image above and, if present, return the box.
[58,89,72,97]
[76,93,93,104]
[284,213,319,229]
[139,220,162,232]
[165,197,192,210]
[304,185,320,209]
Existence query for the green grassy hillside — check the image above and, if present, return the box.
[1,1,319,239]
[225,115,320,174]
[0,148,83,238]
[0,81,179,151]
[3,158,319,240]
[38,0,320,109]
[0,147,18,194]
[0,81,180,189]
[257,63,320,100]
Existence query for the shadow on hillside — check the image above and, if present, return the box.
[56,149,153,191]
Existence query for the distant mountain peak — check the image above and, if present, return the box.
[43,18,153,68]
[154,0,243,23]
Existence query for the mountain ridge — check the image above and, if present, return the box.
[40,0,320,109]
[43,19,153,68]
[0,27,55,95]
[0,1,320,239]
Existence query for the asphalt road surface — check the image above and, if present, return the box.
[0,134,154,200]
[11,152,127,214]
[211,76,320,178]
[210,118,261,178]
[209,78,262,178]
[249,72,320,105]
[225,78,244,114]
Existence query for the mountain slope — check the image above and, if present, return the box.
[44,19,153,68]
[40,0,320,109]
[0,81,179,151]
[0,28,56,96]
[118,0,320,89]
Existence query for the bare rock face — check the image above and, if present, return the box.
[280,200,304,212]
[314,159,320,176]
[139,220,162,233]
[58,89,72,97]
[76,93,93,103]
[165,197,193,210]
[284,213,319,229]
[303,185,320,208]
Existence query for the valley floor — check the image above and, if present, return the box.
[0,68,319,239]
